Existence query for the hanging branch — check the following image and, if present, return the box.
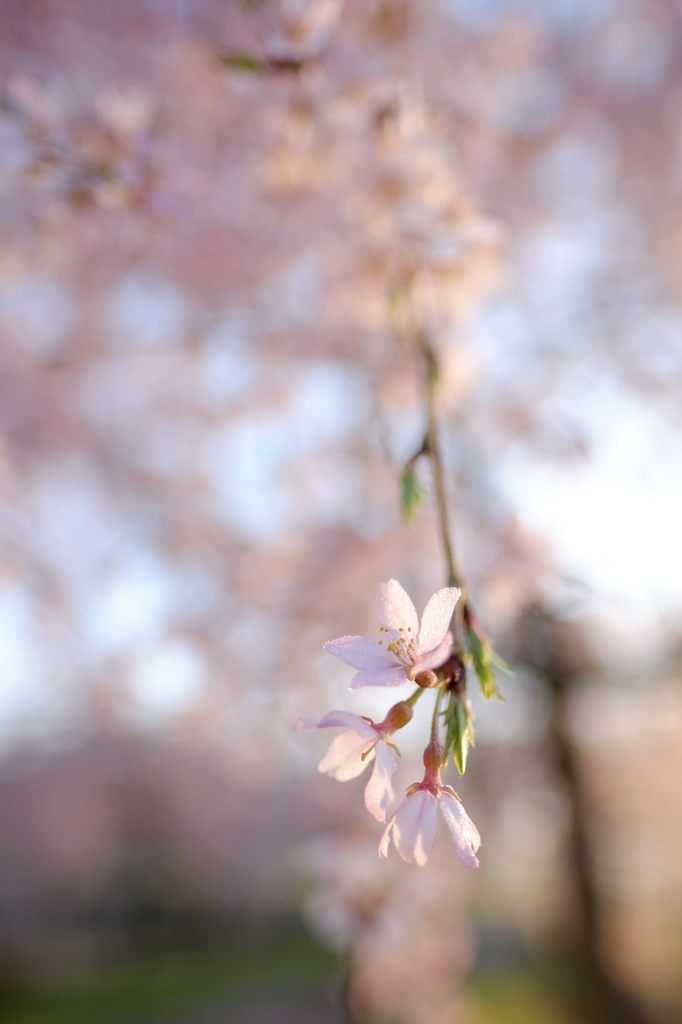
[296,271,504,866]
[419,331,463,595]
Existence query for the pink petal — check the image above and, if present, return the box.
[392,789,438,866]
[439,792,481,869]
[349,665,409,689]
[416,632,453,672]
[317,730,375,781]
[363,741,398,823]
[313,710,377,737]
[378,579,419,636]
[291,717,317,731]
[418,587,460,654]
[324,635,396,670]
[378,811,397,859]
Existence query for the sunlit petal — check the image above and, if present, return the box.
[363,741,398,822]
[318,730,374,781]
[291,717,317,731]
[392,789,438,866]
[418,587,460,654]
[323,635,396,670]
[378,811,397,858]
[313,710,376,737]
[417,632,453,672]
[378,578,419,635]
[439,791,481,869]
[349,665,409,689]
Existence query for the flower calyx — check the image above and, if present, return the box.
[379,700,414,733]
[414,668,439,688]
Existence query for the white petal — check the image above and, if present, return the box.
[317,730,374,781]
[418,587,460,654]
[439,792,481,869]
[313,710,377,737]
[291,717,317,731]
[324,635,396,670]
[349,665,409,689]
[378,579,419,635]
[416,633,453,672]
[363,741,398,822]
[392,789,438,866]
[378,811,397,858]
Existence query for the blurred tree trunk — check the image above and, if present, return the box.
[517,605,659,1024]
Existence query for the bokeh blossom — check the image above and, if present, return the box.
[324,579,460,689]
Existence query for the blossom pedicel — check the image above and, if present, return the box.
[295,579,481,867]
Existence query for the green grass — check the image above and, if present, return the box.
[0,921,338,1024]
[6,928,674,1024]
[470,948,676,1024]
[472,960,583,1024]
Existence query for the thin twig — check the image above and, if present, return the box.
[415,329,470,658]
[419,333,462,592]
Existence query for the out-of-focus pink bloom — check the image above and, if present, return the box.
[293,708,407,822]
[324,579,460,689]
[379,779,480,868]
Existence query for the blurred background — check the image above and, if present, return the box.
[1,1,682,1022]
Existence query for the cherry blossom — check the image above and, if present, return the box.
[379,777,480,868]
[323,579,460,689]
[293,703,412,822]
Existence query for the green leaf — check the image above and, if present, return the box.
[217,50,264,74]
[490,648,513,675]
[466,627,504,701]
[444,695,475,776]
[400,463,423,523]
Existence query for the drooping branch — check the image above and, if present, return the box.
[418,332,463,596]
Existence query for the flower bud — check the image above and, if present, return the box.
[381,700,414,733]
[414,669,439,688]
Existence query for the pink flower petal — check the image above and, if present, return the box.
[324,635,396,670]
[364,741,398,823]
[391,789,438,866]
[313,710,377,737]
[439,792,481,869]
[378,811,397,859]
[416,632,453,672]
[318,730,375,781]
[349,665,409,689]
[378,579,419,636]
[291,717,317,731]
[418,587,460,655]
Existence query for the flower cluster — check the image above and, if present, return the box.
[295,579,481,868]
